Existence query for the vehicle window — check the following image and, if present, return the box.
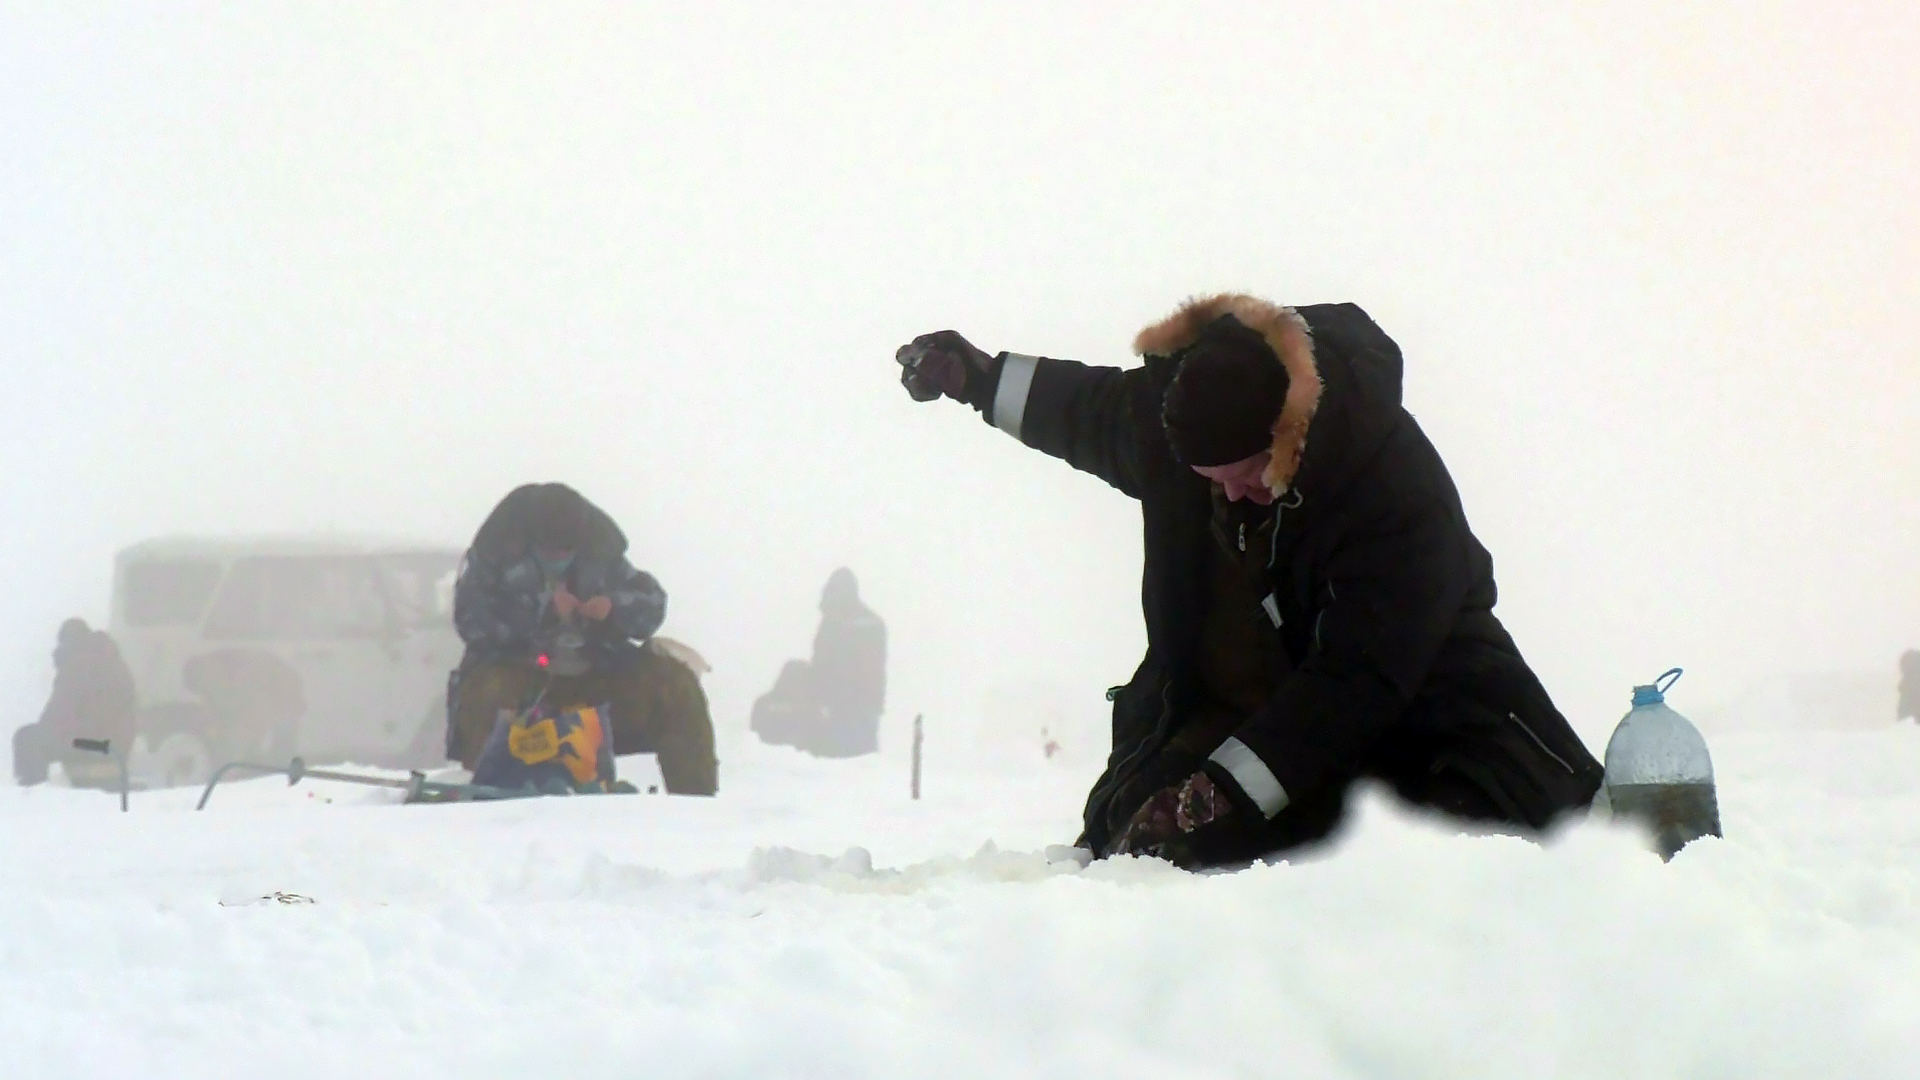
[376,553,459,628]
[203,557,390,641]
[120,560,224,627]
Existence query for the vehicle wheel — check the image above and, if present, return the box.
[130,702,221,789]
[141,731,215,789]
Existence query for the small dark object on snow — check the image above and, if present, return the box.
[220,891,316,907]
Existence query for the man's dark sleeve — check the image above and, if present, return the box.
[978,353,1151,499]
[451,553,522,652]
[1203,503,1474,817]
[606,558,668,642]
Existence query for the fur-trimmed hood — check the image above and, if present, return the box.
[469,482,628,563]
[1133,294,1323,494]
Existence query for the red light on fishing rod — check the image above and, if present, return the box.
[536,654,550,668]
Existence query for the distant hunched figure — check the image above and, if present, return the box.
[751,568,888,758]
[13,618,138,787]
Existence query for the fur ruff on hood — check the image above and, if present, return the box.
[1134,294,1322,494]
[469,482,628,563]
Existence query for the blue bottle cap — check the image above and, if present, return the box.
[1631,668,1684,708]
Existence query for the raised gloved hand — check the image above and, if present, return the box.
[1111,770,1239,864]
[896,330,999,408]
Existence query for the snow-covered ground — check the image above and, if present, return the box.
[4,724,1920,1080]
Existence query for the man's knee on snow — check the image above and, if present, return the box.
[628,644,717,795]
[605,645,712,757]
[13,724,53,786]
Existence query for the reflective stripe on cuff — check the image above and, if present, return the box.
[993,353,1040,441]
[1208,736,1291,818]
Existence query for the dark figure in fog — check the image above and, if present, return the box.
[751,568,888,758]
[183,648,306,760]
[749,660,824,754]
[13,619,138,787]
[1900,650,1919,724]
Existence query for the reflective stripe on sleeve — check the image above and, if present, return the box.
[993,353,1041,441]
[1208,735,1291,818]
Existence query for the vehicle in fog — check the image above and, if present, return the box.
[109,536,462,786]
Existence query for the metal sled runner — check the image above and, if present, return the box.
[195,755,639,810]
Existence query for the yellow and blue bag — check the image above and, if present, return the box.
[472,700,618,794]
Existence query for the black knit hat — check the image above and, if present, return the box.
[1161,314,1291,467]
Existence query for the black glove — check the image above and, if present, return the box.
[1100,747,1205,851]
[896,330,1000,409]
[1110,770,1240,867]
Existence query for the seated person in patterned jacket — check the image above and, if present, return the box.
[448,482,716,795]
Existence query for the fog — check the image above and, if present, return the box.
[3,2,1916,756]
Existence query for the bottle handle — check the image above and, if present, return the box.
[1655,668,1684,695]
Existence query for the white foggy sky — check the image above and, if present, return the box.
[2,2,1916,747]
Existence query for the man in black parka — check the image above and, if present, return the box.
[897,295,1602,867]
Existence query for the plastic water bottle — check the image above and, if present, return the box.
[1602,668,1722,860]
